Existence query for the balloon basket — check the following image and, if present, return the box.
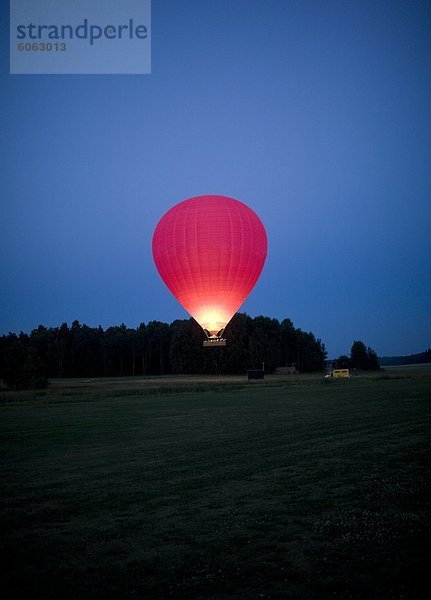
[203,339,226,348]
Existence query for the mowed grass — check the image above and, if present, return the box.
[1,369,430,599]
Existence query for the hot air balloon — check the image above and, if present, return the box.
[152,195,267,346]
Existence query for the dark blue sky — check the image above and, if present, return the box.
[1,0,430,358]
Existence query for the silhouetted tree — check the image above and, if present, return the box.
[279,319,297,368]
[2,341,48,390]
[336,355,351,369]
[136,323,150,375]
[146,321,171,375]
[170,319,203,374]
[248,316,281,372]
[367,347,380,370]
[350,340,379,370]
[296,330,327,372]
[224,313,253,374]
[350,340,369,370]
[47,323,70,377]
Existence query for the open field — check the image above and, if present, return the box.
[1,367,430,599]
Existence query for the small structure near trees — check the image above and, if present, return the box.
[247,369,264,380]
[274,366,298,375]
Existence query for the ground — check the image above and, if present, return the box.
[1,366,430,599]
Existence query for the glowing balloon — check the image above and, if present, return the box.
[152,195,267,338]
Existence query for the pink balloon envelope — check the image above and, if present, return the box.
[152,195,267,337]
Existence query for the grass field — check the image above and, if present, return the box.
[1,367,430,599]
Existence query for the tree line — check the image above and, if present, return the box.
[378,348,431,366]
[335,340,380,371]
[0,314,327,389]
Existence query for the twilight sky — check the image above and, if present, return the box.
[1,0,430,358]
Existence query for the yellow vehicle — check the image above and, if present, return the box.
[325,369,350,379]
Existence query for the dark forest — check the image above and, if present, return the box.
[0,313,327,389]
